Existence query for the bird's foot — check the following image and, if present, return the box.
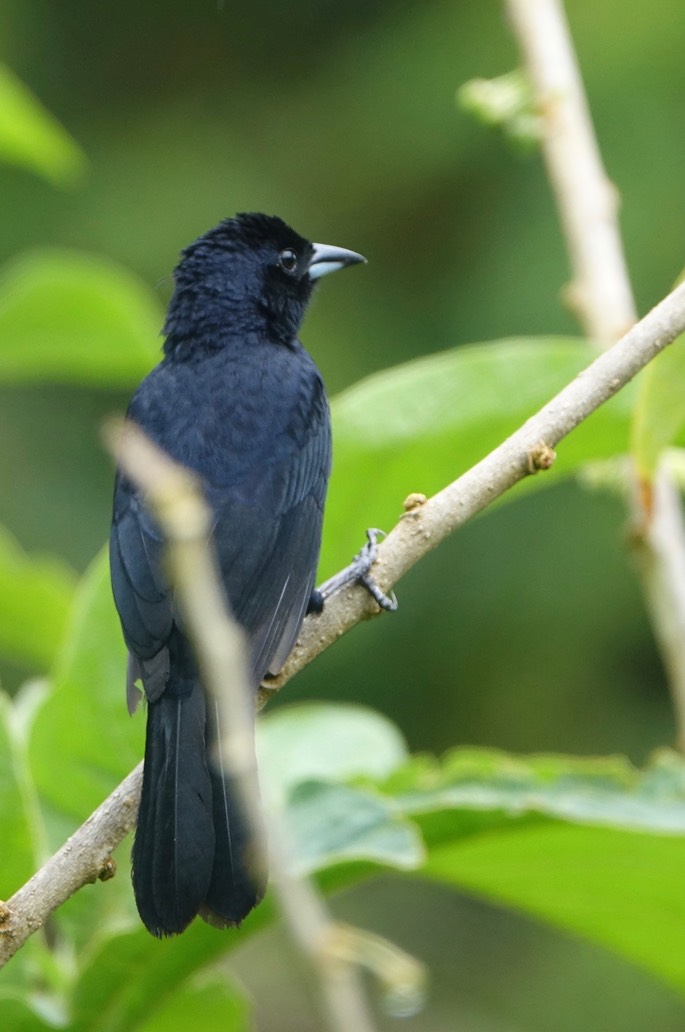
[313,529,398,612]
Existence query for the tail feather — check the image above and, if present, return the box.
[201,699,267,927]
[133,678,266,936]
[133,686,214,936]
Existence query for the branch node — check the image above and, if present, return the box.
[0,901,11,928]
[527,441,557,473]
[403,492,428,513]
[98,857,117,882]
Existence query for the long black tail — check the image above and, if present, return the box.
[132,678,265,937]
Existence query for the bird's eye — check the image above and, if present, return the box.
[278,248,298,274]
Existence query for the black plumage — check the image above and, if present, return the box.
[109,213,364,936]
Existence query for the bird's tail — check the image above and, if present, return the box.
[200,695,267,928]
[132,673,265,937]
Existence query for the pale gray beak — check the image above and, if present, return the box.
[308,242,366,280]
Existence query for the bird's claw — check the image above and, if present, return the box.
[316,528,398,612]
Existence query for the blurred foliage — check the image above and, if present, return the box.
[0,62,86,186]
[458,69,542,148]
[0,249,160,385]
[0,527,75,670]
[2,1,685,1029]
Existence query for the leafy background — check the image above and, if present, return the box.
[2,1,685,1029]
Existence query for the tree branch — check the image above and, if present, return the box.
[0,765,141,964]
[505,0,636,343]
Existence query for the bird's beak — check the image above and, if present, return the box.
[308,242,366,280]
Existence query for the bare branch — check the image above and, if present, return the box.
[505,0,637,343]
[0,765,142,966]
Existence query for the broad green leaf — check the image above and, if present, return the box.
[257,702,408,805]
[423,825,685,997]
[258,705,418,872]
[389,746,685,835]
[139,976,250,1032]
[0,526,77,671]
[376,747,685,997]
[29,548,143,826]
[0,250,161,386]
[0,64,86,185]
[71,922,265,1032]
[631,329,685,477]
[301,744,685,997]
[322,338,634,575]
[288,781,424,874]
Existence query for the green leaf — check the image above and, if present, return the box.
[423,826,685,997]
[0,690,37,896]
[631,266,685,477]
[0,526,77,671]
[631,330,685,477]
[390,746,685,835]
[258,704,419,872]
[288,781,424,874]
[289,742,685,998]
[257,702,408,805]
[377,747,685,997]
[29,548,143,827]
[71,923,260,1032]
[0,995,53,1031]
[0,63,87,186]
[138,976,250,1032]
[0,250,162,387]
[458,70,542,148]
[322,337,633,575]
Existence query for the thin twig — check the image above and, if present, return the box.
[505,0,636,343]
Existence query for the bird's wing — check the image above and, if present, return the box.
[110,375,331,694]
[209,385,331,684]
[110,474,174,705]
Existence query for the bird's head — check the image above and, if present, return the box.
[163,213,365,352]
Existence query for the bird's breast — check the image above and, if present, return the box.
[130,340,327,492]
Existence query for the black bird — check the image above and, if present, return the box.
[109,213,365,936]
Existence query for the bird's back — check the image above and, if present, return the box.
[116,333,330,684]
